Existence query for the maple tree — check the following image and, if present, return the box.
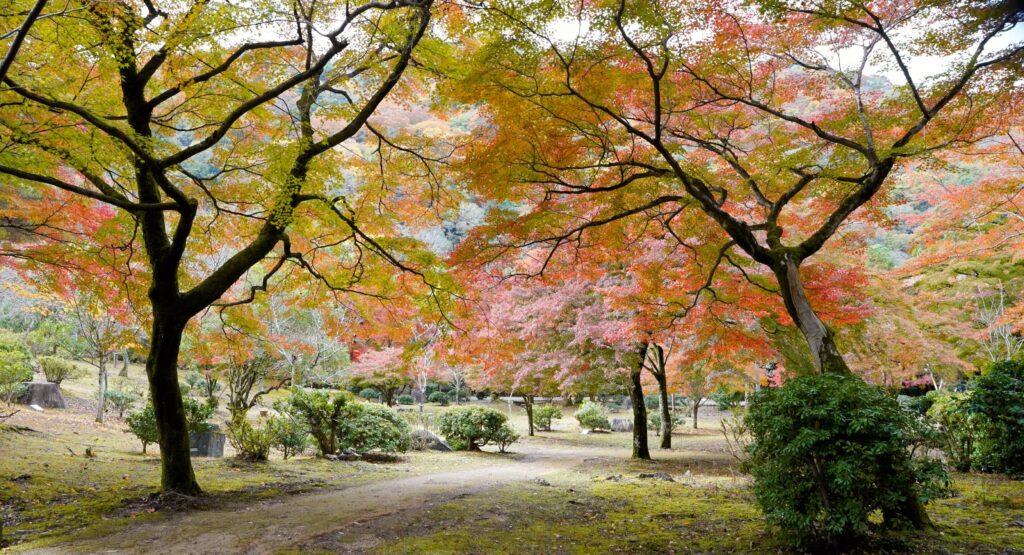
[0,0,453,494]
[450,0,1023,379]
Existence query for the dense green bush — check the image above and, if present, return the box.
[532,404,562,432]
[925,390,980,472]
[269,415,309,460]
[106,389,140,418]
[710,387,743,411]
[574,401,610,431]
[183,397,214,433]
[0,331,32,404]
[38,356,78,385]
[359,388,381,401]
[648,411,684,435]
[275,388,348,456]
[493,425,519,453]
[427,391,449,405]
[124,404,159,453]
[227,416,273,461]
[970,360,1024,476]
[745,374,941,549]
[339,403,410,454]
[436,406,517,451]
[397,394,415,405]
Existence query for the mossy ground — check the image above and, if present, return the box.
[3,375,1024,554]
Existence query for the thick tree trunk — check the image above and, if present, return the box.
[146,315,201,495]
[95,361,107,423]
[692,401,699,429]
[118,351,129,378]
[629,342,651,460]
[773,254,851,375]
[524,395,534,437]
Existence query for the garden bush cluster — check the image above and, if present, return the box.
[436,406,518,452]
[532,404,562,432]
[574,400,610,431]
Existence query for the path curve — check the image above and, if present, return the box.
[25,449,585,555]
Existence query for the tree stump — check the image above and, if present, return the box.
[18,382,66,409]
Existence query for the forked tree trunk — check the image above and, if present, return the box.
[629,342,651,460]
[773,254,850,375]
[146,314,201,495]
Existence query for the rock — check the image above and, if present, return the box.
[535,478,551,486]
[29,404,43,412]
[409,429,452,452]
[610,418,633,432]
[189,428,225,458]
[18,382,66,409]
[638,472,674,482]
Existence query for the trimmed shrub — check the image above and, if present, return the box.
[183,397,214,434]
[339,403,410,454]
[427,391,449,406]
[493,425,519,453]
[970,360,1024,476]
[574,401,610,431]
[532,404,562,432]
[38,356,79,385]
[397,394,415,405]
[359,388,381,401]
[227,416,273,461]
[106,389,140,419]
[270,416,309,460]
[648,411,684,435]
[745,374,942,549]
[124,404,159,454]
[436,406,517,451]
[275,388,348,457]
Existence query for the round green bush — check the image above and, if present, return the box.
[427,391,449,405]
[124,404,159,454]
[574,400,610,431]
[359,388,381,401]
[970,359,1024,476]
[38,356,79,385]
[269,415,310,460]
[396,394,416,405]
[532,404,562,432]
[436,406,517,451]
[227,416,273,461]
[106,389,140,418]
[339,402,410,454]
[745,373,940,548]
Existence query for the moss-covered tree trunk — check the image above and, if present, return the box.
[630,342,651,460]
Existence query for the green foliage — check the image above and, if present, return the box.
[709,387,743,411]
[436,406,517,451]
[532,404,562,432]
[183,397,214,434]
[745,374,942,548]
[26,319,81,357]
[275,388,348,456]
[339,403,410,454]
[397,394,416,405]
[574,401,610,431]
[0,331,32,404]
[37,356,78,385]
[359,388,381,401]
[124,404,158,454]
[227,416,273,461]
[648,411,684,434]
[643,395,660,410]
[970,360,1024,476]
[269,415,309,460]
[427,391,449,405]
[105,389,140,418]
[492,425,519,453]
[926,390,981,472]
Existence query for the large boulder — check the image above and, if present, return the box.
[610,418,634,432]
[189,425,225,457]
[409,428,452,452]
[18,382,66,409]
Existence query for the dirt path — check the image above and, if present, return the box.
[24,447,589,555]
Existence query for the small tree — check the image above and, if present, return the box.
[532,404,562,432]
[436,406,517,451]
[276,388,348,457]
[125,405,159,454]
[224,352,289,421]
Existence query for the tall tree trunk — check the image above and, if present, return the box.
[692,401,699,429]
[650,344,672,449]
[146,314,201,495]
[524,394,534,436]
[118,350,129,378]
[630,342,651,460]
[95,360,107,423]
[773,254,850,375]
